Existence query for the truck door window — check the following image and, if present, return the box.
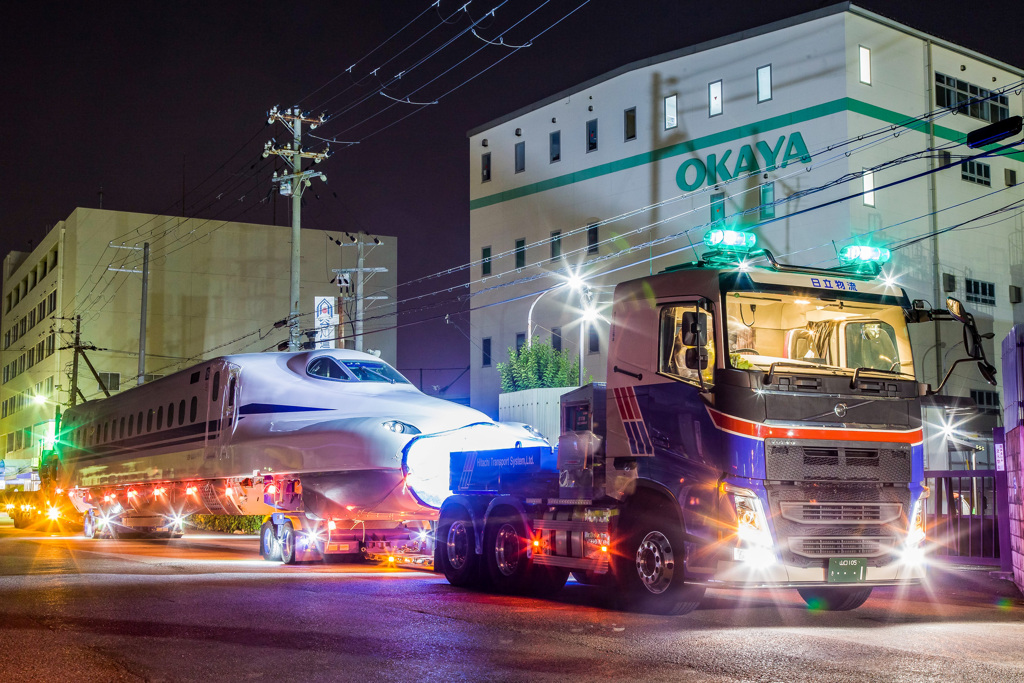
[658,304,715,386]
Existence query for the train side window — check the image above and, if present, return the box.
[103,422,109,442]
[137,412,143,430]
[228,378,235,406]
[178,400,185,426]
[127,415,134,437]
[212,371,221,401]
[307,357,349,381]
[157,406,163,430]
[190,397,198,423]
[168,403,174,426]
[147,409,153,432]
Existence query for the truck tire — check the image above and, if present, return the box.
[260,521,280,560]
[439,507,481,587]
[83,511,96,539]
[797,586,872,611]
[484,515,530,593]
[279,523,296,565]
[615,512,704,615]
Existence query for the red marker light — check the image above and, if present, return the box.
[267,484,277,494]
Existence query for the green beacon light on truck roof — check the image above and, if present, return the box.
[838,245,891,265]
[704,229,756,252]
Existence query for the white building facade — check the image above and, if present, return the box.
[0,208,397,488]
[467,2,1024,439]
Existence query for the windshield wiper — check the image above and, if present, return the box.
[850,366,905,389]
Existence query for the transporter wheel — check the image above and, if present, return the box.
[279,523,296,565]
[614,512,705,616]
[260,521,280,561]
[797,586,873,611]
[82,511,96,539]
[439,507,481,588]
[485,515,531,593]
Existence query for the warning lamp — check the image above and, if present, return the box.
[533,540,540,547]
[154,487,166,497]
[327,520,337,531]
[601,545,608,553]
[225,487,234,497]
[55,488,64,495]
[838,245,891,265]
[388,556,396,563]
[267,484,277,495]
[127,489,138,498]
[704,228,756,252]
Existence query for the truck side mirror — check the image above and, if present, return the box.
[685,347,709,370]
[681,311,707,347]
[946,297,967,324]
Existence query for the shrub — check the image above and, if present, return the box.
[497,337,589,393]
[188,514,264,534]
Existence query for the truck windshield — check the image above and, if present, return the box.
[724,290,913,377]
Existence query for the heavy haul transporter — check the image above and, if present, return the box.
[436,231,996,614]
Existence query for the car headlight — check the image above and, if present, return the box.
[382,420,420,435]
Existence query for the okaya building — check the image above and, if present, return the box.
[466,2,1023,447]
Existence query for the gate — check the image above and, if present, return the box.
[923,469,1003,566]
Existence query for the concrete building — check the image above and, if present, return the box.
[466,2,1024,462]
[0,208,397,488]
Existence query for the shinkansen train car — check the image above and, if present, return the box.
[53,349,544,563]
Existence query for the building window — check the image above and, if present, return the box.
[481,152,491,183]
[970,389,1000,416]
[515,238,526,269]
[760,182,775,220]
[664,95,677,129]
[587,224,599,255]
[624,107,637,141]
[482,246,492,276]
[936,73,1009,122]
[47,290,56,313]
[550,231,562,262]
[98,372,120,392]
[859,46,871,85]
[46,333,54,356]
[588,324,600,354]
[1008,169,1018,187]
[515,333,526,353]
[962,160,991,186]
[514,141,525,174]
[863,169,875,206]
[757,64,772,103]
[482,338,492,367]
[550,130,561,163]
[965,278,996,306]
[552,327,562,352]
[710,193,725,225]
[586,119,598,153]
[708,80,723,117]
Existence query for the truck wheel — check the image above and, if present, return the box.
[797,586,872,611]
[439,507,481,587]
[485,515,530,593]
[259,521,280,561]
[615,513,704,615]
[279,523,296,565]
[83,511,96,539]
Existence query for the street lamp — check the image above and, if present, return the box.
[579,303,598,384]
[525,270,588,349]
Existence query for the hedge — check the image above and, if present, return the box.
[188,514,264,534]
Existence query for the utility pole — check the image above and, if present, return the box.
[263,106,331,351]
[333,234,388,352]
[70,316,81,407]
[137,242,149,386]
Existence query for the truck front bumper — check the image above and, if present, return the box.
[704,557,926,589]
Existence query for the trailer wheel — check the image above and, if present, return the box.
[279,523,296,565]
[83,511,96,539]
[439,507,481,587]
[485,515,530,593]
[797,586,873,611]
[259,521,279,560]
[615,512,704,615]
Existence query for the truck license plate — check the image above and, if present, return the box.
[827,557,867,583]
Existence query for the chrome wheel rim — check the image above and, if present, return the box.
[446,521,470,571]
[281,529,293,561]
[636,531,675,594]
[263,527,276,555]
[494,523,521,577]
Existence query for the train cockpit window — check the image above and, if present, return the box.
[307,357,350,381]
[212,371,220,401]
[341,360,410,384]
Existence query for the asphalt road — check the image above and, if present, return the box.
[1,519,1022,682]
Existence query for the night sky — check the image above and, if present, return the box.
[3,1,1021,398]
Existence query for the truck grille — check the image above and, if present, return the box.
[779,502,902,524]
[789,536,894,558]
[766,438,911,483]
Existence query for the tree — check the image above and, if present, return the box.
[497,337,588,392]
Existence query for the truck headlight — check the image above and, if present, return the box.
[900,487,929,567]
[724,483,776,567]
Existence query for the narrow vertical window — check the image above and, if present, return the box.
[481,152,491,182]
[711,193,725,224]
[515,333,527,353]
[757,64,772,102]
[859,46,871,85]
[482,338,492,367]
[550,130,561,163]
[624,107,637,141]
[550,231,562,262]
[586,119,598,153]
[481,246,492,276]
[664,95,677,129]
[552,327,562,352]
[587,224,599,255]
[515,238,526,269]
[514,141,525,173]
[708,80,723,117]
[863,169,875,206]
[760,182,775,220]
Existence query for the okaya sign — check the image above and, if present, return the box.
[675,131,811,191]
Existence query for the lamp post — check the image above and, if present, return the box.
[526,285,562,349]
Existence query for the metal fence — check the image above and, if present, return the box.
[923,469,1002,566]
